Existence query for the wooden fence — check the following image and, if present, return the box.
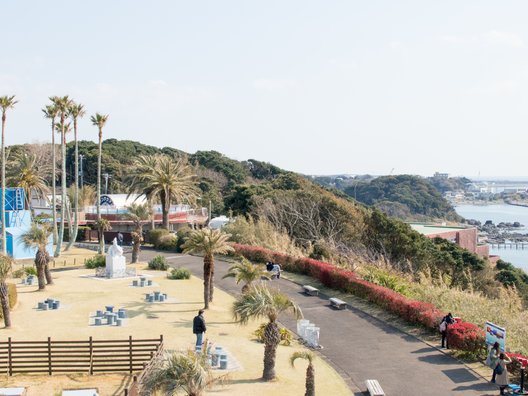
[0,335,163,376]
[124,343,164,396]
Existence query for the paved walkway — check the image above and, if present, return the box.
[136,251,498,396]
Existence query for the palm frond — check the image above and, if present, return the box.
[232,283,303,324]
[0,254,13,281]
[182,228,234,256]
[290,351,315,367]
[0,95,18,113]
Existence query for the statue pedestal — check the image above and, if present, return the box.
[106,255,126,278]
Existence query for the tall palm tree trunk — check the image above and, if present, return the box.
[203,255,212,309]
[263,321,281,381]
[54,118,66,257]
[97,129,103,254]
[1,115,6,255]
[35,250,47,290]
[209,257,215,303]
[66,120,79,250]
[51,120,58,245]
[0,281,11,327]
[160,192,170,230]
[131,238,140,263]
[305,363,315,396]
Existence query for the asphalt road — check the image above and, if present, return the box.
[134,250,498,396]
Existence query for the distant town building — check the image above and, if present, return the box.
[433,172,449,179]
[409,223,498,262]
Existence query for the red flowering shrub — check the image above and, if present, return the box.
[446,322,485,354]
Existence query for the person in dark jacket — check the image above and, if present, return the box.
[440,312,455,349]
[193,309,206,347]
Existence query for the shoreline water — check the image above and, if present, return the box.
[455,203,528,271]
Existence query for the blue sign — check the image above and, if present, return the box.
[485,321,506,352]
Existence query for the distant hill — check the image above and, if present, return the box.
[312,174,461,222]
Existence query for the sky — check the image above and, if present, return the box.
[2,1,528,178]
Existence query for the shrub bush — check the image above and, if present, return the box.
[446,322,485,355]
[253,323,292,346]
[157,234,178,251]
[168,267,191,280]
[24,267,37,276]
[148,255,168,271]
[76,226,90,241]
[147,229,169,246]
[175,226,193,253]
[85,255,106,269]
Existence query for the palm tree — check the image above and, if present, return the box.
[0,95,18,254]
[182,228,233,309]
[66,102,85,251]
[290,351,316,396]
[124,203,151,263]
[90,113,108,254]
[94,218,111,252]
[7,150,50,211]
[19,223,52,290]
[42,103,59,245]
[51,96,72,257]
[143,351,213,396]
[222,257,270,293]
[232,284,303,381]
[0,254,13,327]
[128,154,198,230]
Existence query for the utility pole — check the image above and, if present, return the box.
[103,173,112,194]
[209,200,212,221]
[79,154,84,187]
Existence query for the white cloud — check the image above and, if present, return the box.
[252,78,295,92]
[484,30,524,47]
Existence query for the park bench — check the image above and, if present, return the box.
[0,388,27,396]
[365,379,385,396]
[303,285,319,296]
[329,297,347,310]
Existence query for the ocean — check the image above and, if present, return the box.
[455,204,528,271]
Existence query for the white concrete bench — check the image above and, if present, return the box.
[365,379,385,396]
[0,388,27,396]
[329,297,347,310]
[303,285,319,296]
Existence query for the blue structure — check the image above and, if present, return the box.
[1,188,53,259]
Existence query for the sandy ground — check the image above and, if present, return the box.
[0,253,351,396]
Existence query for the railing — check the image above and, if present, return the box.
[0,335,163,376]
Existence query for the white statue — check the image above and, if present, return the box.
[107,238,124,258]
[105,237,126,278]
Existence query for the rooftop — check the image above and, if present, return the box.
[409,222,470,236]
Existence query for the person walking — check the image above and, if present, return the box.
[486,342,500,383]
[495,352,512,395]
[117,232,124,246]
[439,312,455,349]
[193,309,206,348]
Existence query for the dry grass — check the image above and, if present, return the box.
[410,282,528,355]
[0,249,351,396]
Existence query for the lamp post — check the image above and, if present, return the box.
[79,154,85,187]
